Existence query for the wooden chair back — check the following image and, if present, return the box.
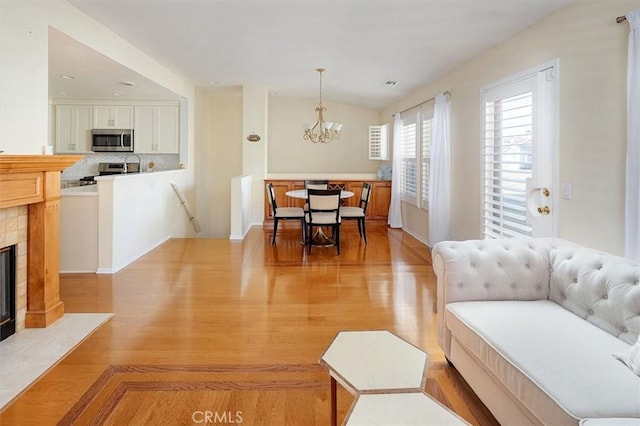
[305,179,329,190]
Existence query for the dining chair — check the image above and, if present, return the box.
[304,180,329,211]
[305,189,341,255]
[339,182,372,244]
[305,179,329,190]
[266,183,305,245]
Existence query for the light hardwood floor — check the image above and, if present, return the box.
[1,223,498,425]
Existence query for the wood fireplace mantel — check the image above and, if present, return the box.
[0,155,83,327]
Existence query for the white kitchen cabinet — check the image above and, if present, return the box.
[134,105,179,154]
[94,105,134,129]
[134,106,155,153]
[60,188,98,272]
[55,105,93,153]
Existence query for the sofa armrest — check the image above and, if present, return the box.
[432,238,553,355]
[432,238,553,303]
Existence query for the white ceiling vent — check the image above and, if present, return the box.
[383,80,398,87]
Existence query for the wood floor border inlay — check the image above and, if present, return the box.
[58,364,326,426]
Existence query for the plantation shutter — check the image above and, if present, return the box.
[400,108,419,199]
[421,112,433,208]
[482,76,535,239]
[369,124,388,160]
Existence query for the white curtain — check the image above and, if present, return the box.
[626,10,640,261]
[388,113,404,228]
[428,93,451,246]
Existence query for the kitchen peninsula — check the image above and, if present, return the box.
[60,168,194,273]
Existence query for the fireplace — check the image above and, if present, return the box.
[0,245,16,341]
[0,154,82,332]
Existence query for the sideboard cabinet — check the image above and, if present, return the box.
[263,179,391,225]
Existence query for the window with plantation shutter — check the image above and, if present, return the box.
[369,125,388,160]
[482,62,558,240]
[483,90,533,238]
[400,111,418,200]
[399,105,433,207]
[421,113,433,209]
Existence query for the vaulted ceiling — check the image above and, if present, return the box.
[50,0,575,110]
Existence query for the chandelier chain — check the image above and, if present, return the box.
[318,68,323,107]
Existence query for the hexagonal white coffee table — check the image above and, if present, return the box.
[345,392,468,426]
[319,330,429,425]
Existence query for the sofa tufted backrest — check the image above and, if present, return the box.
[433,238,552,303]
[549,244,640,344]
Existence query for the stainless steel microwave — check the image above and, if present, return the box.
[91,129,134,152]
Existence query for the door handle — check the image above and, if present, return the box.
[537,206,551,215]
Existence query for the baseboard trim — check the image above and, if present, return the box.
[402,227,431,248]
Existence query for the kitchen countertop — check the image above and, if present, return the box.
[61,169,185,194]
[94,169,183,181]
[61,185,98,196]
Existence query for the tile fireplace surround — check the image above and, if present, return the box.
[0,206,27,332]
[0,155,82,334]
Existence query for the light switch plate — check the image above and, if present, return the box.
[562,182,572,200]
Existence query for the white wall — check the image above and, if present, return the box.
[195,89,243,238]
[60,191,98,272]
[229,175,253,240]
[268,96,382,174]
[0,2,49,153]
[242,86,268,226]
[382,0,640,255]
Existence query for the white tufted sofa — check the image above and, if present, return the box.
[432,238,640,426]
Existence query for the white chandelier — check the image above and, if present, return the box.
[303,68,342,144]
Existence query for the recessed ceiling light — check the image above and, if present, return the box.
[60,74,77,80]
[59,92,70,96]
[208,81,219,85]
[119,81,136,87]
[383,80,398,87]
[113,93,124,97]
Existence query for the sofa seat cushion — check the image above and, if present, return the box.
[446,300,640,420]
[580,419,640,426]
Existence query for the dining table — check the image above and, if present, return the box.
[285,189,354,246]
[285,189,354,200]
